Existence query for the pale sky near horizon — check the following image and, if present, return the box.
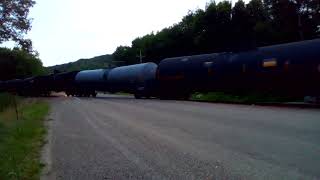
[4,0,230,66]
[27,0,216,66]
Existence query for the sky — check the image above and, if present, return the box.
[21,0,213,66]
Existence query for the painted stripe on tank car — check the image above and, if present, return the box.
[203,62,213,67]
[263,58,277,68]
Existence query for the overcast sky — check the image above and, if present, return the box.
[22,0,215,66]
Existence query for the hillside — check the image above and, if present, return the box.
[47,54,114,73]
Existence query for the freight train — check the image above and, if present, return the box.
[0,39,320,100]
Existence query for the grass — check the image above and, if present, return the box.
[191,91,302,104]
[0,99,49,180]
[0,93,19,112]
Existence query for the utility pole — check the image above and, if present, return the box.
[137,49,145,64]
[298,14,304,41]
[139,50,142,63]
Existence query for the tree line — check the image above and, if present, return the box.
[113,0,320,65]
[0,48,45,81]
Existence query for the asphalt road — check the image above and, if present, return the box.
[43,94,320,180]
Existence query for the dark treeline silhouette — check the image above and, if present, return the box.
[113,0,320,65]
[0,48,45,81]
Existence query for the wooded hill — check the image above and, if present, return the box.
[47,54,114,73]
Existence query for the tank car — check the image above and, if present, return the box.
[157,53,221,99]
[54,71,80,96]
[75,69,110,97]
[228,38,320,96]
[28,75,55,96]
[263,39,320,95]
[157,38,320,99]
[19,77,35,96]
[107,63,158,98]
[3,79,25,94]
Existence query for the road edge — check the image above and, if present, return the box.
[40,112,54,180]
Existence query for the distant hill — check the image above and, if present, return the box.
[47,54,115,73]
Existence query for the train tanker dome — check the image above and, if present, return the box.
[107,62,158,99]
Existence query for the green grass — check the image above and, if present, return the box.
[0,93,18,112]
[0,99,49,180]
[191,91,302,104]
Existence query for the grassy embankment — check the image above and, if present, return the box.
[191,92,302,104]
[0,93,49,180]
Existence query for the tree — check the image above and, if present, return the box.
[264,0,319,42]
[246,0,271,46]
[0,0,35,51]
[112,46,137,65]
[231,0,253,50]
[294,0,320,39]
[112,0,319,65]
[0,47,44,80]
[199,1,233,52]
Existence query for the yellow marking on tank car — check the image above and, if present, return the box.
[263,58,277,68]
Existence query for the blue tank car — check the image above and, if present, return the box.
[157,39,320,99]
[107,63,158,98]
[75,69,111,96]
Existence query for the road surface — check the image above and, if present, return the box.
[43,94,320,180]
